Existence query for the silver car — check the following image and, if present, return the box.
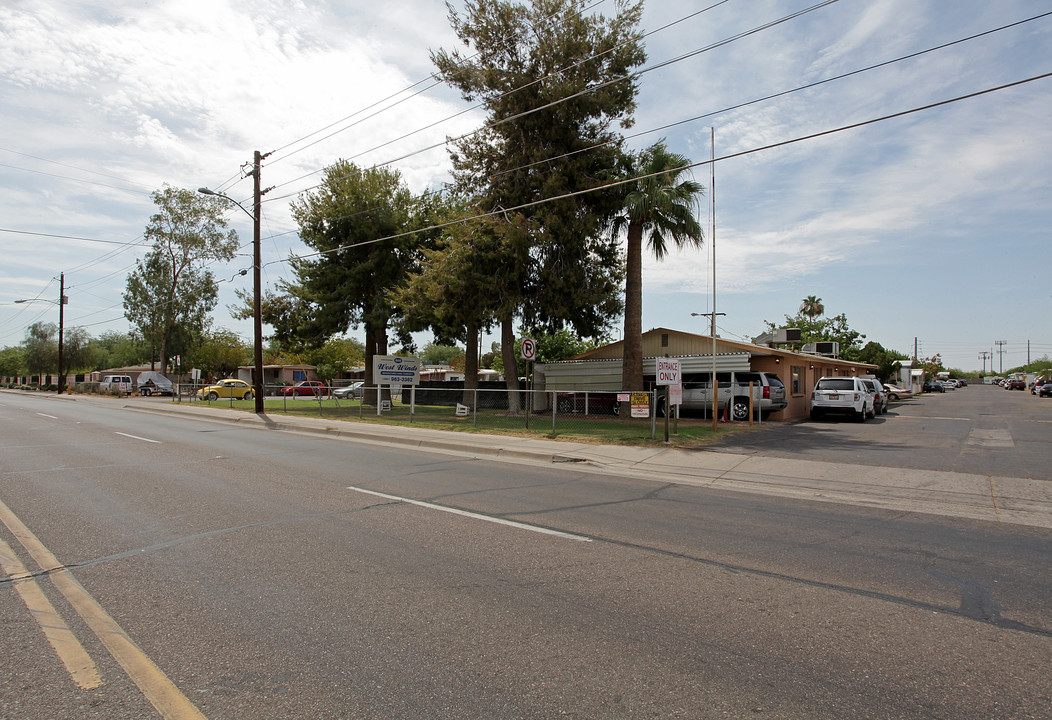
[332,381,365,399]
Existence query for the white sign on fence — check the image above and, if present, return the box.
[655,358,682,386]
[372,355,421,385]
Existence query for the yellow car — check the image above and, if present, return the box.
[198,378,254,401]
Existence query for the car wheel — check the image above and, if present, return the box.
[208,391,218,401]
[244,391,253,401]
[888,393,899,401]
[141,388,152,396]
[731,398,750,422]
[557,397,574,413]
[856,408,867,422]
[611,401,621,417]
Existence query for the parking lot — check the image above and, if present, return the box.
[706,384,1052,482]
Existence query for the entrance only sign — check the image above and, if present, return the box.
[655,357,682,386]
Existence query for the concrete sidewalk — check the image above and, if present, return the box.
[122,398,1052,530]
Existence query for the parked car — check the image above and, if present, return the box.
[137,370,174,396]
[1006,377,1026,390]
[860,379,888,415]
[332,381,365,399]
[940,380,956,391]
[279,380,328,396]
[882,383,912,401]
[922,380,944,393]
[198,378,253,401]
[1031,378,1048,395]
[810,376,873,422]
[1039,383,1052,398]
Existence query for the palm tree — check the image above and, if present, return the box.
[800,295,825,319]
[612,141,704,391]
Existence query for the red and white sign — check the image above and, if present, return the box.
[655,358,682,386]
[669,383,682,406]
[520,337,537,361]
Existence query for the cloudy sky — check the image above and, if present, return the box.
[1,0,1049,373]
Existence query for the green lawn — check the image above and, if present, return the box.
[186,395,756,447]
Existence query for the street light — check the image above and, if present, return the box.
[16,272,68,394]
[199,172,265,414]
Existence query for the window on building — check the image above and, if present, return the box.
[661,333,669,347]
[791,366,803,395]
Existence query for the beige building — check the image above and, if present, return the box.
[539,328,877,421]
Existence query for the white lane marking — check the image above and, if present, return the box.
[347,485,592,542]
[114,432,161,444]
[36,413,58,419]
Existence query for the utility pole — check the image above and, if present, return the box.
[995,340,1007,375]
[57,272,65,394]
[913,337,918,361]
[978,351,991,376]
[251,150,265,414]
[199,152,270,414]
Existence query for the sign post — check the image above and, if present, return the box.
[521,338,536,429]
[655,358,682,443]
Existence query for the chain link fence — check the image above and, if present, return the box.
[184,383,660,441]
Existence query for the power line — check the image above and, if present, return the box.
[266,71,1051,270]
[265,0,616,164]
[489,10,1052,181]
[0,228,150,247]
[256,11,1051,252]
[263,0,764,202]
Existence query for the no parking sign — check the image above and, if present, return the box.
[520,337,537,361]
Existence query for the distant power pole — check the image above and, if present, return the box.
[978,351,991,375]
[995,340,1007,374]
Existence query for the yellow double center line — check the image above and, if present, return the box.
[0,497,207,719]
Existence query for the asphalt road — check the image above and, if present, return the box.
[707,383,1052,480]
[1,392,1050,719]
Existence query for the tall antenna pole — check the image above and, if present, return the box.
[57,272,65,395]
[710,127,718,433]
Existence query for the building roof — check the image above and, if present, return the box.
[571,327,877,370]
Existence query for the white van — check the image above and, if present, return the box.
[99,375,133,394]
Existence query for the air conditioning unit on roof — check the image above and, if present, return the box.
[802,341,839,358]
[753,328,802,347]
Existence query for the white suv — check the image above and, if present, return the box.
[811,377,873,422]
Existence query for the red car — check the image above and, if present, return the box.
[279,381,328,396]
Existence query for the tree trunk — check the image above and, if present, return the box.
[463,319,479,408]
[159,329,170,382]
[364,321,390,407]
[501,314,521,414]
[621,220,644,391]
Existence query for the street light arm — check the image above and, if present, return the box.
[197,187,254,221]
